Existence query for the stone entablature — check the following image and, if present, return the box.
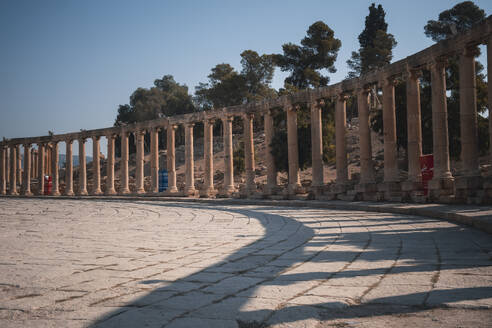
[2,16,492,203]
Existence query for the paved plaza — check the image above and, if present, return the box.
[0,198,491,327]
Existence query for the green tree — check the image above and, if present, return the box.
[347,3,397,78]
[274,21,341,89]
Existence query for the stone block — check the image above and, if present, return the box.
[401,181,423,192]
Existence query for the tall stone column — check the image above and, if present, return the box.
[184,123,196,196]
[120,130,130,194]
[31,150,35,179]
[311,99,324,191]
[65,140,74,196]
[488,36,492,167]
[150,128,159,193]
[406,68,423,184]
[243,113,256,194]
[51,142,60,196]
[0,145,6,195]
[16,145,22,186]
[135,130,146,194]
[166,125,178,193]
[382,77,399,183]
[459,46,480,177]
[5,147,9,185]
[201,119,216,197]
[9,145,18,195]
[22,144,32,195]
[78,138,88,195]
[335,94,348,186]
[106,134,116,195]
[429,58,454,197]
[357,88,375,185]
[37,144,45,195]
[91,136,102,195]
[286,104,301,194]
[222,116,235,195]
[263,109,277,195]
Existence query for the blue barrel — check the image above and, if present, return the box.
[158,169,168,192]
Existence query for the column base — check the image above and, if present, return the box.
[92,190,103,196]
[119,188,130,195]
[8,191,18,196]
[287,183,303,195]
[22,190,33,196]
[200,187,217,198]
[105,189,117,196]
[429,176,455,201]
[219,185,236,197]
[454,175,482,202]
[184,188,198,197]
[51,191,61,196]
[163,187,181,196]
[65,190,74,196]
[378,181,402,202]
[135,188,146,195]
[78,190,88,196]
[263,184,280,196]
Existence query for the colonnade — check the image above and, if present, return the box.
[1,17,492,204]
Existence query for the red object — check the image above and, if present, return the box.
[419,154,434,195]
[44,176,52,195]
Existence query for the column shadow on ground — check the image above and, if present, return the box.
[88,201,492,327]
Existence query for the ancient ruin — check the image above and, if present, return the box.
[2,17,492,204]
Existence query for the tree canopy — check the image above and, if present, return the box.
[274,21,341,89]
[424,1,486,42]
[194,50,276,110]
[347,3,396,78]
[115,75,195,126]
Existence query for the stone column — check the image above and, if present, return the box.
[135,130,146,194]
[22,144,32,195]
[286,104,301,194]
[406,68,423,184]
[488,36,492,166]
[51,142,60,196]
[78,138,88,195]
[37,144,45,195]
[243,113,256,194]
[17,145,22,186]
[106,134,116,195]
[459,46,480,177]
[65,140,74,196]
[91,136,102,195]
[150,128,159,193]
[263,109,277,195]
[184,123,196,196]
[9,145,18,195]
[201,119,216,197]
[429,58,454,197]
[31,150,35,179]
[120,130,130,194]
[166,125,178,193]
[357,88,375,185]
[382,77,399,183]
[335,95,348,186]
[0,145,6,195]
[311,99,324,191]
[222,116,235,195]
[5,147,9,185]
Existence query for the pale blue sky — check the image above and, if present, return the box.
[1,0,491,155]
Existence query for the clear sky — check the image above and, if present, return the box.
[1,0,491,155]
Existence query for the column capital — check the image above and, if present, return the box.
[429,56,448,70]
[404,66,422,80]
[135,129,146,137]
[23,143,31,149]
[171,124,179,131]
[105,133,116,141]
[380,75,397,87]
[337,93,349,102]
[356,86,371,96]
[312,98,325,108]
[92,135,101,141]
[242,112,254,120]
[185,122,195,128]
[462,45,480,58]
[78,137,86,143]
[222,115,234,123]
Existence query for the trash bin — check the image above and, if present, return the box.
[419,154,433,196]
[158,170,168,192]
[44,175,52,195]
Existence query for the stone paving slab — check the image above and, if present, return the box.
[0,198,491,327]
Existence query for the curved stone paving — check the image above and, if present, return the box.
[0,199,491,327]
